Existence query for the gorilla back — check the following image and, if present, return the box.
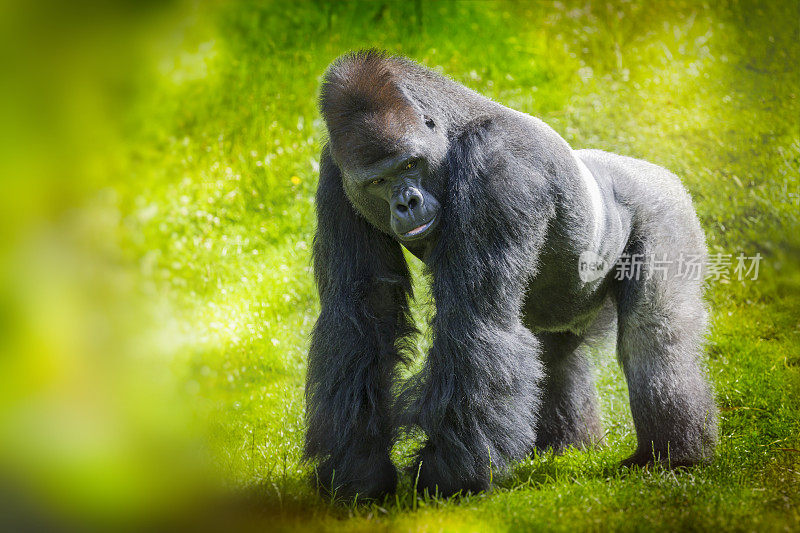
[304,50,718,499]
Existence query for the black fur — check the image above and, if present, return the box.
[303,50,718,499]
[396,121,544,496]
[304,147,417,499]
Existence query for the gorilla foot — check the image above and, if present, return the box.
[314,455,397,501]
[410,445,490,498]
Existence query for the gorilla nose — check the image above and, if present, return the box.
[391,187,424,219]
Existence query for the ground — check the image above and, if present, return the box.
[1,0,798,531]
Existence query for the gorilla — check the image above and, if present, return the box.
[304,50,717,499]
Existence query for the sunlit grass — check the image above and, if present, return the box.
[0,0,797,530]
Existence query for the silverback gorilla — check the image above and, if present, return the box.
[304,50,717,499]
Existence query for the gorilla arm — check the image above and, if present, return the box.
[303,146,417,499]
[398,119,548,496]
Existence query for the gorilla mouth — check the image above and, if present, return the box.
[403,215,437,239]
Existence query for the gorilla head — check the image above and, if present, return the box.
[319,52,445,247]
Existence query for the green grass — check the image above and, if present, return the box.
[2,0,798,531]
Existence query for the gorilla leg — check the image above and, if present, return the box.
[534,331,603,452]
[614,247,718,467]
[576,148,718,466]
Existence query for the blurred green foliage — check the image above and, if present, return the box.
[0,0,797,530]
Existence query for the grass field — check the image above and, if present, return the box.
[1,0,798,531]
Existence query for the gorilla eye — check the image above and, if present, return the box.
[404,160,417,171]
[424,116,435,129]
[370,178,384,186]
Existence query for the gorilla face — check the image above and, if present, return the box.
[338,117,445,248]
[348,153,441,242]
